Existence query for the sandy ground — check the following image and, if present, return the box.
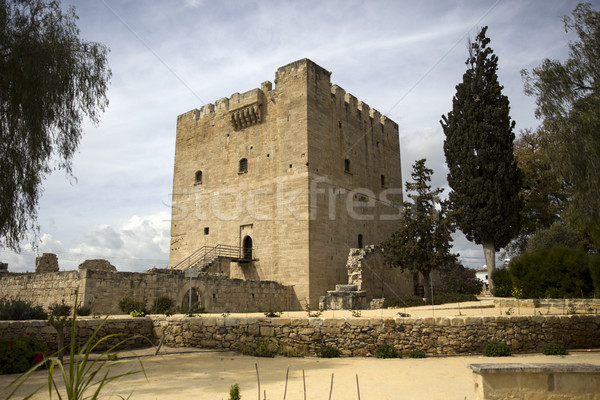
[2,348,599,400]
[2,299,599,399]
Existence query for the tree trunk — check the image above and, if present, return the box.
[483,241,496,292]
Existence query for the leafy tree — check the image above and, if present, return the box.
[504,129,570,256]
[0,0,111,251]
[440,26,522,289]
[382,159,456,294]
[522,3,600,245]
[526,221,585,253]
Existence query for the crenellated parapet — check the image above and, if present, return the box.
[330,84,394,129]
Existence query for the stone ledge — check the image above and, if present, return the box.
[469,363,600,374]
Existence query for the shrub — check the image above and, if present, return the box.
[263,310,281,318]
[491,268,512,297]
[408,348,427,358]
[118,297,146,314]
[182,302,206,316]
[319,346,341,358]
[590,255,600,298]
[483,341,512,357]
[374,343,399,359]
[151,296,175,315]
[76,303,92,317]
[527,222,584,253]
[439,263,484,295]
[0,334,47,374]
[509,246,593,298]
[229,383,241,400]
[49,300,72,317]
[240,339,276,358]
[542,343,567,356]
[130,310,145,318]
[382,296,426,308]
[428,292,478,305]
[0,298,48,320]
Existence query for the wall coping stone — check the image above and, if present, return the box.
[469,363,600,374]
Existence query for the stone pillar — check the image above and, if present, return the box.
[35,253,59,273]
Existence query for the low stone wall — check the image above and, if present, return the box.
[2,314,598,356]
[155,314,600,356]
[0,318,155,351]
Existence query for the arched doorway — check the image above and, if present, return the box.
[182,288,200,312]
[243,235,253,260]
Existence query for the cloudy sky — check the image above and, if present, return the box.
[1,0,582,272]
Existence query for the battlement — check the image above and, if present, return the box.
[176,59,397,130]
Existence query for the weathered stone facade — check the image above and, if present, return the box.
[78,259,117,271]
[2,314,598,356]
[35,253,59,273]
[0,269,294,314]
[170,59,403,307]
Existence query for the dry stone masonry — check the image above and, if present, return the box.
[1,314,598,356]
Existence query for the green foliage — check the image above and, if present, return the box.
[522,3,600,245]
[408,348,427,358]
[429,292,478,305]
[319,346,341,358]
[0,334,47,375]
[483,341,512,357]
[151,296,175,315]
[229,383,241,400]
[182,302,206,317]
[76,303,92,317]
[590,255,600,297]
[1,294,145,400]
[374,343,399,359]
[506,129,570,257]
[542,343,567,356]
[0,298,48,320]
[0,0,111,251]
[240,339,276,358]
[527,222,585,253]
[382,159,457,279]
[383,296,426,308]
[118,297,146,314]
[491,268,513,297]
[509,246,593,298]
[49,300,72,318]
[441,26,522,277]
[439,263,484,295]
[263,310,281,318]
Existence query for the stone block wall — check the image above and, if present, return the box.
[0,270,296,314]
[0,318,154,351]
[2,314,598,356]
[0,271,82,310]
[154,314,600,356]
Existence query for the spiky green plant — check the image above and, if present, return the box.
[1,292,147,399]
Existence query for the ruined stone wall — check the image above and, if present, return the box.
[0,271,82,310]
[0,270,296,314]
[2,314,598,356]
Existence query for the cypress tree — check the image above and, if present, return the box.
[440,27,522,289]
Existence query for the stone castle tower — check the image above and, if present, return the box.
[169,59,403,307]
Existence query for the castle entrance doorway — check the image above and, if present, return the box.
[243,236,253,260]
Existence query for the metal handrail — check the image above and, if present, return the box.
[173,243,251,270]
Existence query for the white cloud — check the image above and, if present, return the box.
[3,0,580,276]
